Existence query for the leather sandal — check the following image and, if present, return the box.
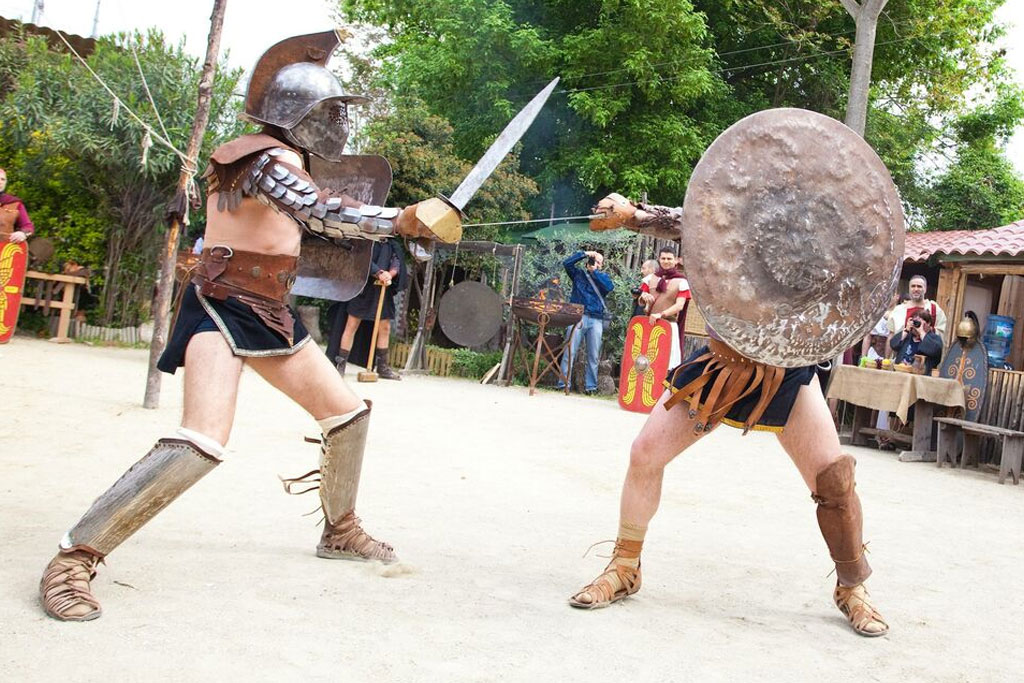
[834,582,889,636]
[317,511,397,564]
[40,549,103,622]
[568,539,643,609]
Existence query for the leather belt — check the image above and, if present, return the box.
[194,245,297,304]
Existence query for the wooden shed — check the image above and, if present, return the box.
[905,219,1024,368]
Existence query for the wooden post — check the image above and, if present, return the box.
[404,241,436,372]
[143,0,227,409]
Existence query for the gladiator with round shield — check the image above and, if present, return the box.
[570,109,901,637]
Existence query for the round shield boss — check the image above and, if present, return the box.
[438,280,504,347]
[681,108,905,367]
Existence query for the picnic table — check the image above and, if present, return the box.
[826,364,966,458]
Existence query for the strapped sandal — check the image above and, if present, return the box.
[833,582,889,637]
[568,539,643,609]
[317,511,397,564]
[40,550,103,622]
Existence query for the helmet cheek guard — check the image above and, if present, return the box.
[283,100,351,162]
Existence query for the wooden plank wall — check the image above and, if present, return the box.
[997,274,1024,369]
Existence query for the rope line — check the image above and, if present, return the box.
[53,30,189,163]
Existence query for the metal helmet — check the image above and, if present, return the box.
[244,31,369,161]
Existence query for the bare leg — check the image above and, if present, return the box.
[621,391,717,526]
[775,376,888,636]
[373,318,401,379]
[246,341,362,418]
[571,391,715,607]
[376,319,391,349]
[775,375,843,489]
[339,314,362,353]
[180,332,245,445]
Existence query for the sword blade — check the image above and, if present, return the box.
[447,77,559,211]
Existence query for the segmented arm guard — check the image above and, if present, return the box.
[244,149,400,239]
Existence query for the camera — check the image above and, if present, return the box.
[911,319,922,328]
[587,256,596,266]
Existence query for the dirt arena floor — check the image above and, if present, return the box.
[1,336,1022,682]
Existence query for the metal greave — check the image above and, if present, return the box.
[318,403,372,526]
[62,438,220,557]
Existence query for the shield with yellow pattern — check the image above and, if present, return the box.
[0,241,28,343]
[618,316,673,413]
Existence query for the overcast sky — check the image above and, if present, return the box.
[0,0,1022,173]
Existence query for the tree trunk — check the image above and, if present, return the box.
[143,0,227,409]
[840,0,888,136]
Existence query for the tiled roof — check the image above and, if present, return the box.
[904,220,1024,262]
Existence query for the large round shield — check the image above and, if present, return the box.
[438,281,504,347]
[681,108,904,367]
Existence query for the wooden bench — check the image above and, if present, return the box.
[934,417,1023,485]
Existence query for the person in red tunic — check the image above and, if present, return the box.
[0,168,36,243]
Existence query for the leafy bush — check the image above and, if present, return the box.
[451,347,504,379]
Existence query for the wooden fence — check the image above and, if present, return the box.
[48,318,150,344]
[390,342,455,377]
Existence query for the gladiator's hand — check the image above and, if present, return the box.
[397,198,462,243]
[8,230,27,243]
[639,292,655,306]
[590,193,636,232]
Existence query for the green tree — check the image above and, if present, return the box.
[697,0,1018,226]
[339,0,726,210]
[338,0,1021,227]
[360,95,538,240]
[923,90,1024,231]
[0,28,245,325]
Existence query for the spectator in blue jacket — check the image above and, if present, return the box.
[557,249,614,394]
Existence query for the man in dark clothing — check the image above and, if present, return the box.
[0,167,35,243]
[890,309,943,373]
[557,249,614,394]
[327,239,408,380]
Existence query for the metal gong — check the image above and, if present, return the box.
[680,108,905,367]
[438,280,504,347]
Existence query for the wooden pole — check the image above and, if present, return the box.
[357,281,388,383]
[404,241,436,372]
[143,0,227,409]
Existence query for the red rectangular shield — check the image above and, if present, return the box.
[0,241,28,343]
[618,316,673,413]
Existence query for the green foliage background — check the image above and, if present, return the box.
[0,28,246,325]
[338,0,1024,229]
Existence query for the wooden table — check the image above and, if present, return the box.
[19,270,89,343]
[826,364,966,457]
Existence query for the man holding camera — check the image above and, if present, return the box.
[887,275,947,341]
[557,250,614,394]
[890,309,943,374]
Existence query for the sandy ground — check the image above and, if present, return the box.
[1,336,1022,682]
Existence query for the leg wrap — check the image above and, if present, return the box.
[813,454,872,587]
[318,403,372,525]
[62,438,221,557]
